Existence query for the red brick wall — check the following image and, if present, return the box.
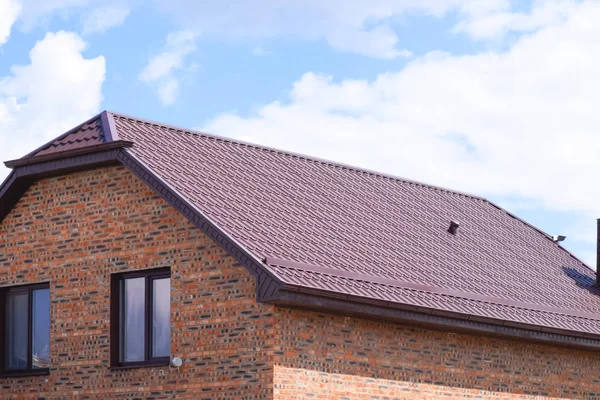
[273,308,600,399]
[3,165,600,399]
[0,166,275,399]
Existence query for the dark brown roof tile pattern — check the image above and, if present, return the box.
[109,113,600,335]
[30,116,106,157]
[19,111,600,336]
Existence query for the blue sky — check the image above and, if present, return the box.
[1,0,599,267]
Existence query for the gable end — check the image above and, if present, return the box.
[0,145,283,305]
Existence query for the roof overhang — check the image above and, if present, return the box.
[4,140,134,168]
[267,286,600,351]
[0,144,126,223]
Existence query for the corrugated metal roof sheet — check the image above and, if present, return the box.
[28,116,106,157]
[17,111,600,336]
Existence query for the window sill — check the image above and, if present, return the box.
[110,361,169,371]
[0,368,50,379]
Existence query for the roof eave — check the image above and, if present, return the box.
[0,146,124,224]
[270,284,600,351]
[4,140,134,168]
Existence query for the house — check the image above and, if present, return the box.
[1,111,600,399]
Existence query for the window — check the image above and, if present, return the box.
[0,283,50,376]
[111,268,171,367]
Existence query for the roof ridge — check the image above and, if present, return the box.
[108,110,485,201]
[108,110,590,270]
[101,111,119,142]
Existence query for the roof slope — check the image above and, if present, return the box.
[24,114,108,158]
[8,111,600,338]
[108,113,600,335]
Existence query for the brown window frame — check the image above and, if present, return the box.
[110,268,171,369]
[0,283,51,378]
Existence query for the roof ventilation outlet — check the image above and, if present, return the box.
[552,235,566,243]
[448,221,460,235]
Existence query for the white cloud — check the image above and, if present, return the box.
[251,46,270,56]
[18,0,98,30]
[0,0,21,46]
[80,5,130,35]
[0,31,105,178]
[325,24,411,59]
[138,30,197,106]
[14,0,132,34]
[454,0,577,40]
[156,77,178,106]
[155,0,476,59]
[204,1,600,252]
[153,1,592,58]
[6,1,576,58]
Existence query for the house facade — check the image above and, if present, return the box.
[1,111,600,399]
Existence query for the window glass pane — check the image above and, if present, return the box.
[6,292,29,370]
[121,278,145,362]
[32,288,50,369]
[152,278,170,358]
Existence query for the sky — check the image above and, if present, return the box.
[1,0,599,267]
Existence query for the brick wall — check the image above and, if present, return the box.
[0,166,275,399]
[3,165,600,399]
[273,308,600,399]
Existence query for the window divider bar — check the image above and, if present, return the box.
[27,288,33,370]
[145,276,152,363]
[0,287,5,372]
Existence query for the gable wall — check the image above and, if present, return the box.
[0,166,276,399]
[273,307,600,399]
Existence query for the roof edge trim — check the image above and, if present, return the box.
[273,288,600,351]
[0,170,16,198]
[267,257,600,321]
[0,148,123,224]
[5,141,134,168]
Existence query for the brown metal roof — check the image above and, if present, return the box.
[7,110,600,338]
[25,115,107,158]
